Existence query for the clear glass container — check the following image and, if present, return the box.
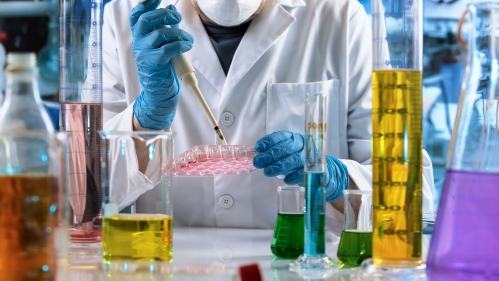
[0,132,69,281]
[0,52,54,132]
[368,0,424,271]
[99,131,174,263]
[291,91,335,274]
[59,0,104,253]
[427,2,499,280]
[337,190,372,267]
[271,186,305,259]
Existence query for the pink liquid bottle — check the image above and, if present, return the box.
[426,2,499,280]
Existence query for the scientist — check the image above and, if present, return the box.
[102,0,434,235]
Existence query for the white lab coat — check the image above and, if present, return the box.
[102,0,435,235]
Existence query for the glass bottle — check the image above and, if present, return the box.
[426,2,499,280]
[0,52,54,132]
[0,132,69,281]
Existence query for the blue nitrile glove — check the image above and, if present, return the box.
[129,0,194,130]
[253,131,350,202]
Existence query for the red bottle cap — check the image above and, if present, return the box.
[0,32,6,43]
[238,263,262,281]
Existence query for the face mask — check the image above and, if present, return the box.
[196,0,263,27]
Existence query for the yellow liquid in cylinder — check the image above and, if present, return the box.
[372,70,423,267]
[102,214,172,262]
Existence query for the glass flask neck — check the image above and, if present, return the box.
[277,186,304,214]
[0,69,54,132]
[342,190,372,232]
[447,3,499,172]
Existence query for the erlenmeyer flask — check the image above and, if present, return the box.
[271,186,304,259]
[426,2,499,280]
[337,190,372,267]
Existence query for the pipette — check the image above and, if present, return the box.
[136,0,228,145]
[170,54,228,145]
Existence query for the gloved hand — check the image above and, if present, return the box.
[129,0,194,130]
[253,131,350,202]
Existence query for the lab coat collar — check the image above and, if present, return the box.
[176,0,226,94]
[222,0,297,95]
[174,0,299,96]
[277,0,306,8]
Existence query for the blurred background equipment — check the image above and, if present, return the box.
[0,0,111,131]
[421,0,471,213]
[0,0,59,129]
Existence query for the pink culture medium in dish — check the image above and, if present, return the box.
[173,144,258,176]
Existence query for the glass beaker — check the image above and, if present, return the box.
[426,3,499,280]
[271,186,305,259]
[368,0,424,271]
[59,0,104,251]
[337,190,373,267]
[0,132,69,281]
[99,131,174,263]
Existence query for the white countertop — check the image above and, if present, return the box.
[68,227,431,281]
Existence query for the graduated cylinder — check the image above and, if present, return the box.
[371,0,423,267]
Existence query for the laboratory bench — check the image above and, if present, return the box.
[68,227,432,281]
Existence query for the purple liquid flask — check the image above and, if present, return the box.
[426,2,499,280]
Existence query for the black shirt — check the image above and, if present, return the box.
[201,20,252,76]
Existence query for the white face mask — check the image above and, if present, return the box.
[196,0,263,27]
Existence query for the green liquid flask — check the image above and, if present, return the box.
[337,190,373,267]
[271,186,305,259]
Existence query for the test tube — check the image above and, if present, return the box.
[291,92,333,270]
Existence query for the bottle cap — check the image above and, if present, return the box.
[0,31,6,43]
[6,52,37,71]
[238,263,262,281]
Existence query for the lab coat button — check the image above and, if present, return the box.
[219,248,233,262]
[219,195,234,209]
[220,112,234,126]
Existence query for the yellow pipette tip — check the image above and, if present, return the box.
[215,127,228,145]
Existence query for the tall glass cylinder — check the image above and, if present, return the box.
[59,0,104,253]
[370,0,423,269]
[292,92,333,270]
[100,131,174,264]
[427,3,499,280]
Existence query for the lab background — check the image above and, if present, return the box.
[0,0,471,215]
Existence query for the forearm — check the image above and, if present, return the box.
[132,114,169,174]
